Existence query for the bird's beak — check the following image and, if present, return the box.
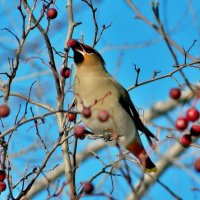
[68,39,95,55]
[67,40,89,64]
[67,39,104,65]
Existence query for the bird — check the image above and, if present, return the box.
[67,39,158,173]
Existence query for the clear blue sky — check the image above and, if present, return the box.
[0,0,200,199]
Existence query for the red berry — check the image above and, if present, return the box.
[82,107,91,118]
[0,171,6,181]
[186,107,199,122]
[74,125,85,140]
[180,134,191,147]
[60,67,71,78]
[190,124,200,137]
[0,104,10,118]
[175,117,188,130]
[68,113,76,122]
[0,181,6,192]
[82,182,94,194]
[47,8,58,19]
[169,88,181,100]
[194,157,200,172]
[67,39,78,48]
[97,110,110,122]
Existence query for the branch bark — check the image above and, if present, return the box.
[26,140,105,199]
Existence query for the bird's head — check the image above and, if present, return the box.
[67,39,105,69]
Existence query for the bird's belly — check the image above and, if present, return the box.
[74,75,137,146]
[79,98,137,146]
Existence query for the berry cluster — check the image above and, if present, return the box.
[176,107,199,147]
[175,107,199,131]
[72,107,110,140]
[0,170,6,192]
[0,105,8,192]
[170,88,200,172]
[169,88,200,147]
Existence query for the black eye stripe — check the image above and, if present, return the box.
[79,44,95,54]
[84,46,95,53]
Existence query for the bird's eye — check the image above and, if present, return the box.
[82,45,95,54]
[74,51,84,64]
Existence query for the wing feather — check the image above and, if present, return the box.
[112,78,158,144]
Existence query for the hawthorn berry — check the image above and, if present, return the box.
[0,181,6,192]
[190,124,200,137]
[194,157,200,172]
[186,107,199,122]
[47,8,58,19]
[82,107,91,118]
[97,110,110,122]
[0,171,6,181]
[175,117,188,131]
[82,182,94,194]
[60,67,71,78]
[169,88,181,100]
[68,113,76,122]
[67,39,78,48]
[0,104,10,118]
[74,125,85,140]
[180,134,191,147]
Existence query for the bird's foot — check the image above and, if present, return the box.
[103,129,113,142]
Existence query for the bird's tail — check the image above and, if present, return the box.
[126,139,157,173]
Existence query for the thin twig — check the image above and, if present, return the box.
[128,61,200,91]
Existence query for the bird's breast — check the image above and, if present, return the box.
[74,73,137,146]
[74,74,118,108]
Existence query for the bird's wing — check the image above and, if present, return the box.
[112,78,158,144]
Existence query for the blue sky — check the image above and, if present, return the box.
[0,0,200,199]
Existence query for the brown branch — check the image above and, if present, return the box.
[151,2,178,65]
[0,110,75,138]
[128,61,200,91]
[1,0,54,103]
[126,1,198,94]
[82,0,111,47]
[26,140,106,199]
[16,133,68,199]
[22,0,61,98]
[30,107,49,154]
[0,90,54,111]
[133,64,140,87]
[82,0,98,47]
[54,0,81,198]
